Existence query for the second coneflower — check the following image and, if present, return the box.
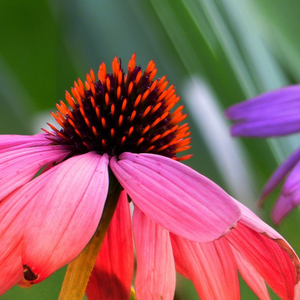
[0,55,299,300]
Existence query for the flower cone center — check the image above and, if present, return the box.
[44,54,191,161]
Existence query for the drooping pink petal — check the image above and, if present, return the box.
[259,148,300,203]
[110,152,240,242]
[171,234,240,300]
[0,249,24,295]
[133,206,176,300]
[21,152,109,283]
[0,133,51,153]
[226,201,300,300]
[0,188,35,295]
[233,250,270,300]
[225,85,300,137]
[86,191,134,300]
[0,145,69,201]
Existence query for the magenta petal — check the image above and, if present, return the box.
[133,206,176,300]
[171,234,239,300]
[110,152,240,242]
[0,145,69,201]
[21,152,109,283]
[225,85,300,137]
[0,133,51,153]
[260,148,300,202]
[86,191,134,300]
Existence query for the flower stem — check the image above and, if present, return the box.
[58,174,122,300]
[130,287,136,300]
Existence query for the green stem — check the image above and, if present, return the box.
[58,175,122,300]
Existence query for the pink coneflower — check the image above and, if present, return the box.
[1,55,299,299]
[225,86,300,224]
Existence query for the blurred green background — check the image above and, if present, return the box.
[1,0,300,299]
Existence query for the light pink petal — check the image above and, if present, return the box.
[295,282,300,299]
[260,148,300,202]
[86,191,134,300]
[21,152,109,283]
[0,133,51,153]
[110,152,240,242]
[233,250,270,300]
[225,85,300,137]
[226,201,300,300]
[133,206,176,300]
[171,234,239,300]
[0,145,69,201]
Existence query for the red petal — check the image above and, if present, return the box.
[86,191,134,300]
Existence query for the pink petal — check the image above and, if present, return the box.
[0,250,23,295]
[232,199,281,239]
[86,191,134,300]
[0,133,51,153]
[259,148,300,203]
[295,282,300,299]
[0,145,69,201]
[171,234,239,300]
[233,250,270,300]
[133,206,176,300]
[0,190,33,295]
[110,152,240,242]
[225,85,300,137]
[226,201,300,300]
[227,223,296,300]
[21,152,109,283]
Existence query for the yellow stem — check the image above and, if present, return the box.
[58,177,121,300]
[130,287,136,300]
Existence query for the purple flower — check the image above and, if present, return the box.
[225,85,300,223]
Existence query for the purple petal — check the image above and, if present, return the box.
[259,148,300,202]
[110,152,241,243]
[271,193,300,225]
[271,161,300,224]
[225,85,300,137]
